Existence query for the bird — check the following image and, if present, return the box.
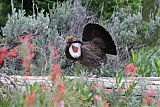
[65,23,117,75]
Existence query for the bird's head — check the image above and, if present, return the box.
[66,35,76,43]
[65,35,82,60]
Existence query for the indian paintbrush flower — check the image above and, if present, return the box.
[124,63,138,76]
[9,50,17,57]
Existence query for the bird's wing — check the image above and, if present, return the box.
[81,41,106,59]
[80,43,106,68]
[82,23,117,55]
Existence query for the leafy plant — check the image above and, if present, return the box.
[84,0,142,20]
[130,47,160,77]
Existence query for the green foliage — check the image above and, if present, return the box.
[108,6,160,69]
[1,75,156,107]
[84,0,117,19]
[116,72,123,85]
[1,0,160,107]
[1,0,98,76]
[130,47,160,77]
[116,0,142,13]
[1,5,51,75]
[0,0,142,27]
[84,0,142,20]
[0,78,96,107]
[0,83,13,106]
[110,7,160,47]
[142,0,160,21]
[2,8,50,43]
[35,0,55,10]
[0,0,22,27]
[1,0,160,77]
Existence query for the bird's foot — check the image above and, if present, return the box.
[86,72,98,78]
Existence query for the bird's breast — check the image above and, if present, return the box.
[78,45,106,68]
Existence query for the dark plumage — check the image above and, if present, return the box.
[65,23,117,68]
[82,23,117,55]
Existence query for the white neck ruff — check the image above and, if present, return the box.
[69,43,81,58]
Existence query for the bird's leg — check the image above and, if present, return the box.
[85,68,104,78]
[94,68,103,78]
[61,60,76,69]
[85,68,98,78]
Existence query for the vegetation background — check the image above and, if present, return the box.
[0,0,159,26]
[0,0,160,77]
[0,0,160,107]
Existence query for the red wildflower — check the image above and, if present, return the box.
[24,76,29,80]
[53,49,60,60]
[24,71,32,76]
[155,97,160,107]
[105,89,113,94]
[104,103,109,107]
[146,89,154,97]
[124,63,138,76]
[48,42,54,49]
[91,84,97,89]
[94,95,102,102]
[24,34,33,41]
[57,82,65,98]
[53,49,59,55]
[50,71,59,82]
[92,82,104,89]
[52,63,61,73]
[9,50,17,57]
[52,97,59,106]
[53,55,60,60]
[19,37,24,43]
[26,44,34,52]
[0,47,8,58]
[0,58,4,65]
[103,99,109,107]
[28,91,36,102]
[145,96,153,104]
[50,64,61,81]
[27,53,35,59]
[22,58,32,69]
[41,85,50,91]
[24,90,36,107]
[52,83,65,106]
[19,35,32,43]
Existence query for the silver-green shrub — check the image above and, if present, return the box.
[106,6,160,66]
[1,0,97,75]
[1,0,160,76]
[109,7,160,47]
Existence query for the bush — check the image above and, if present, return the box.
[84,0,142,20]
[1,0,98,76]
[107,6,160,68]
[1,1,160,107]
[1,70,160,107]
[130,46,160,77]
[1,0,160,76]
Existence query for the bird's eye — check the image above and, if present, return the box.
[72,45,78,52]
